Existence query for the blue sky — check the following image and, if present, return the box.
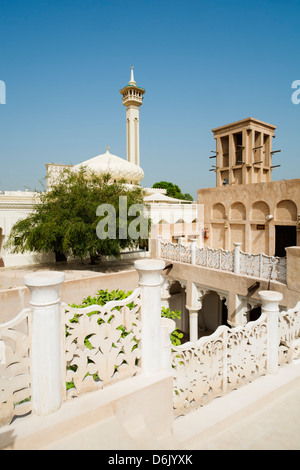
[0,0,299,199]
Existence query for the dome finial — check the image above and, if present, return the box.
[129,65,136,86]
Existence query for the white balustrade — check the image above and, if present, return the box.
[0,260,173,427]
[0,264,298,427]
[171,289,297,417]
[158,239,286,283]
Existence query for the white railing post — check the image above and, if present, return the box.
[134,259,165,373]
[191,238,197,265]
[24,271,65,416]
[161,318,176,371]
[258,290,283,375]
[233,242,242,274]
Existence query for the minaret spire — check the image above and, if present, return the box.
[120,68,145,167]
[129,65,136,86]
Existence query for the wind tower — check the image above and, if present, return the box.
[120,67,145,167]
[211,118,278,187]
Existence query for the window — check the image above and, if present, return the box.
[233,132,243,165]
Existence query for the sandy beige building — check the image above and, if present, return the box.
[152,117,300,342]
[198,117,300,256]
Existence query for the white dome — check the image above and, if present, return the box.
[73,150,144,183]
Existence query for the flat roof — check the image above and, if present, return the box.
[212,117,277,134]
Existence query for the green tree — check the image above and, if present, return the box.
[5,168,150,264]
[152,181,193,201]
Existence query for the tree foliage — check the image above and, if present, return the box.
[5,168,149,263]
[152,181,193,201]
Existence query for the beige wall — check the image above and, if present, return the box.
[286,246,300,293]
[198,179,300,255]
[0,269,139,323]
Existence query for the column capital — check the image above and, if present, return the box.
[258,290,283,312]
[134,259,165,286]
[24,271,65,307]
[185,305,200,314]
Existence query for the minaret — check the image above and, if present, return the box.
[120,67,145,167]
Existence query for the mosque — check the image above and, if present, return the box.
[46,68,146,189]
[0,68,200,267]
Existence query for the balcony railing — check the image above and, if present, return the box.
[158,238,287,283]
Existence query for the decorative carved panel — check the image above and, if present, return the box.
[63,289,142,398]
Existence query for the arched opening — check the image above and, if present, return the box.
[275,200,297,257]
[212,203,226,220]
[199,291,228,337]
[230,202,246,220]
[247,304,262,322]
[168,281,189,342]
[251,200,270,220]
[275,200,297,222]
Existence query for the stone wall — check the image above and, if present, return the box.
[0,269,139,323]
[197,179,300,255]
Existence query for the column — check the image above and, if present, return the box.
[186,284,207,342]
[24,271,65,416]
[233,242,242,274]
[134,259,165,373]
[258,290,283,375]
[228,133,235,184]
[161,278,171,309]
[187,307,199,342]
[126,105,140,166]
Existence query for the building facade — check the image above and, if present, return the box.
[198,118,300,256]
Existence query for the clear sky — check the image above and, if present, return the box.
[0,0,299,199]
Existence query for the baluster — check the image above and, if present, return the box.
[233,243,242,274]
[258,290,282,375]
[134,259,165,373]
[24,271,65,416]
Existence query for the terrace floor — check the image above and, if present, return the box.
[0,257,140,290]
[173,361,300,450]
